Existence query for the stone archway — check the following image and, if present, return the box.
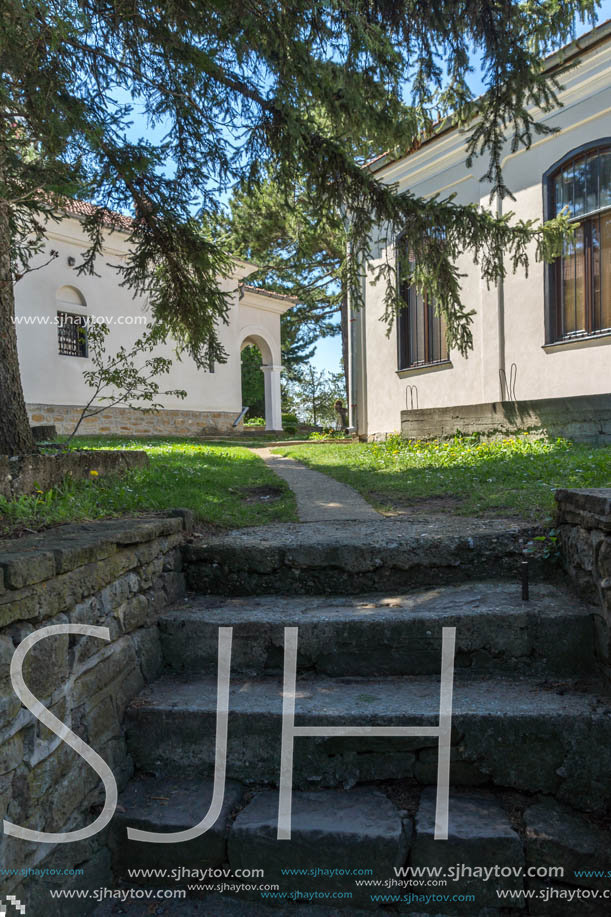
[239,326,283,431]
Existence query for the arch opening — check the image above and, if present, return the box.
[239,330,282,432]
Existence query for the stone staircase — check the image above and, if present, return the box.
[107,523,611,916]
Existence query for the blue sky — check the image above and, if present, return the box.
[120,5,611,375]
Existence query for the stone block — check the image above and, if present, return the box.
[168,507,195,532]
[37,695,67,744]
[414,748,488,786]
[0,731,24,776]
[26,848,112,917]
[597,538,611,579]
[111,776,244,880]
[228,787,408,907]
[163,571,186,603]
[0,772,12,821]
[410,789,524,911]
[27,740,75,800]
[17,616,70,699]
[46,533,117,575]
[0,548,55,589]
[130,627,163,682]
[72,639,137,705]
[0,636,14,682]
[117,593,150,632]
[525,798,611,890]
[79,694,121,746]
[43,759,99,833]
[0,587,39,627]
[0,691,21,732]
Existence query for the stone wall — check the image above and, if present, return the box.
[0,450,148,500]
[0,512,190,912]
[556,488,611,682]
[27,403,243,437]
[400,393,611,443]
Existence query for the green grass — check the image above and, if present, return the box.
[274,434,611,523]
[0,436,297,537]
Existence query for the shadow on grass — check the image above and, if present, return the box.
[275,440,611,523]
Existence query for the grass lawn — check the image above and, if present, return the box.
[274,434,611,523]
[0,436,297,538]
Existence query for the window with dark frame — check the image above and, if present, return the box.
[549,145,611,342]
[397,236,449,370]
[57,311,88,357]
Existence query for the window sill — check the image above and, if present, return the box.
[396,360,452,378]
[543,330,611,353]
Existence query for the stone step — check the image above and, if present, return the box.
[160,582,594,678]
[109,775,244,882]
[524,797,611,894]
[227,786,408,909]
[101,780,610,916]
[183,519,542,595]
[125,674,611,813]
[410,788,523,913]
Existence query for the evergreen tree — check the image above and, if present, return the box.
[219,173,346,385]
[1,0,597,454]
[240,346,266,419]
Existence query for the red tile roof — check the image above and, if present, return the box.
[241,283,299,303]
[62,198,135,232]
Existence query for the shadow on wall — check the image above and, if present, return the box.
[401,394,611,444]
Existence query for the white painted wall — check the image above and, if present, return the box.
[359,29,611,437]
[14,216,290,419]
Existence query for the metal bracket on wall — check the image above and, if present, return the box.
[499,363,517,402]
[405,384,419,410]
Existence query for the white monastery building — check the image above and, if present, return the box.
[349,20,611,442]
[14,202,295,436]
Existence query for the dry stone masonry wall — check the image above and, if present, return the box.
[27,403,241,437]
[556,487,611,683]
[0,512,190,910]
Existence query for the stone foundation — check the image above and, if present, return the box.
[27,403,243,437]
[0,512,190,911]
[556,487,611,682]
[399,392,611,443]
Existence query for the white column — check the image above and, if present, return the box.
[261,364,283,431]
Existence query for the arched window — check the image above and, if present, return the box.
[547,144,611,341]
[396,234,449,370]
[55,285,88,357]
[56,285,87,310]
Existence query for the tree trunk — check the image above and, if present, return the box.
[0,199,37,455]
[340,291,349,402]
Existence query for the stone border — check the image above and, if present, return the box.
[556,487,611,680]
[0,450,148,499]
[0,511,192,908]
[27,402,242,436]
[400,393,611,443]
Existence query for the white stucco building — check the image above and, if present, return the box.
[14,203,295,436]
[349,20,611,442]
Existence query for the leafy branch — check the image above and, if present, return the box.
[66,324,187,442]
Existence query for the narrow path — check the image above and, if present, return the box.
[252,447,380,522]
